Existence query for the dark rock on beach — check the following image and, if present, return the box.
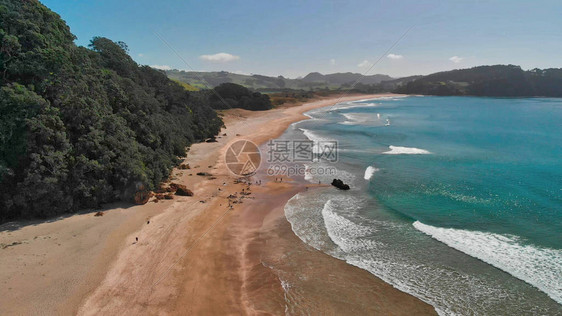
[134,190,152,204]
[170,183,194,196]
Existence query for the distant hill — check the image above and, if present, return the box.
[166,65,562,97]
[171,79,199,91]
[348,75,421,93]
[395,65,562,97]
[165,70,394,91]
[302,72,392,85]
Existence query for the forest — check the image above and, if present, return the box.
[0,0,270,220]
[395,65,562,96]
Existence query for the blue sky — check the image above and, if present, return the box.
[42,0,562,78]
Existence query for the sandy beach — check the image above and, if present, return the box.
[0,94,436,315]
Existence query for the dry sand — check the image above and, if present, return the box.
[0,94,436,315]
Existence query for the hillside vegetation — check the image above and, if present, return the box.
[0,0,223,220]
[208,83,272,110]
[395,65,562,97]
[166,69,393,91]
[171,79,199,91]
[169,65,562,98]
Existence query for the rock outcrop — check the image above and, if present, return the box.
[331,179,350,190]
[134,190,152,204]
[170,183,194,196]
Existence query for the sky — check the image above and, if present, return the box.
[42,0,562,78]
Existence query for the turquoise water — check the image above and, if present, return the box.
[282,96,562,314]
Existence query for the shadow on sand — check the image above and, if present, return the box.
[0,201,137,233]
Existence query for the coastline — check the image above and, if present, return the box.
[0,93,435,315]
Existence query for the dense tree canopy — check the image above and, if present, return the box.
[0,0,223,220]
[208,83,273,111]
[395,65,562,97]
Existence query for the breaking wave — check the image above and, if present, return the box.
[413,221,562,304]
[383,145,431,155]
[364,166,379,180]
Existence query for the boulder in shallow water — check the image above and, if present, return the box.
[331,179,350,190]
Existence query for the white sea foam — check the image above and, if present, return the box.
[321,199,381,253]
[330,96,408,111]
[383,145,431,155]
[341,113,356,123]
[284,193,551,315]
[288,120,301,130]
[299,128,322,154]
[340,112,376,125]
[296,110,324,127]
[303,164,314,182]
[299,128,336,155]
[364,166,379,180]
[413,221,562,304]
[353,95,407,103]
[333,102,377,111]
[299,128,329,141]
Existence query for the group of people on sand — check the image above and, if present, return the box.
[133,177,269,244]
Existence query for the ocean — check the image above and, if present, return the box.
[281,96,562,315]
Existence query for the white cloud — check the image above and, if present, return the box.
[357,60,373,68]
[199,52,240,63]
[449,56,463,63]
[150,65,172,70]
[330,58,336,65]
[234,70,251,75]
[387,53,403,60]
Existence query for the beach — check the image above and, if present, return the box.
[0,94,435,315]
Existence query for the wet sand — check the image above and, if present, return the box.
[0,94,436,315]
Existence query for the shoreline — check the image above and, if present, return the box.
[0,93,435,315]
